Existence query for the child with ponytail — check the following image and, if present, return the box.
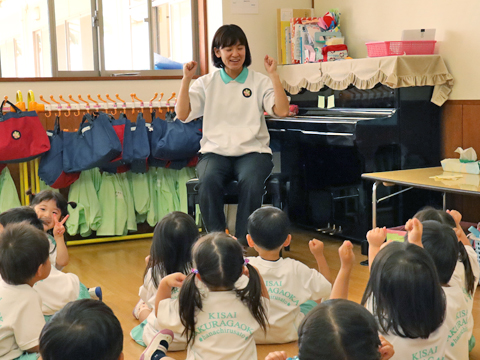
[415,208,480,351]
[140,232,269,360]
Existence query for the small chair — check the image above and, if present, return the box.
[186,173,290,249]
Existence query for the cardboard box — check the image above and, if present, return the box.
[276,8,313,64]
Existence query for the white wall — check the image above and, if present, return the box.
[221,0,311,74]
[0,0,311,101]
[314,0,479,100]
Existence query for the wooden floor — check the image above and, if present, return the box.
[64,229,480,360]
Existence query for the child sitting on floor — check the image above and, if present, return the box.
[141,232,269,360]
[245,206,331,344]
[39,299,124,360]
[29,190,74,270]
[0,223,51,360]
[0,207,100,319]
[363,219,448,360]
[131,211,199,351]
[415,208,479,353]
[265,299,395,360]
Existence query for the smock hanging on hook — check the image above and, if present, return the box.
[68,94,81,117]
[59,95,71,117]
[39,95,52,117]
[149,92,158,114]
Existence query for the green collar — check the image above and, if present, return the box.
[220,67,249,84]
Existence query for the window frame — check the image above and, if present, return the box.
[0,0,207,81]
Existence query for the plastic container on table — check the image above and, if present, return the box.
[366,40,436,57]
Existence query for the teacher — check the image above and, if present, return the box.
[176,24,289,246]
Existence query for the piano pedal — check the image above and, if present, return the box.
[317,223,332,233]
[324,224,337,235]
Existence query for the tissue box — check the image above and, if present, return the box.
[441,158,480,174]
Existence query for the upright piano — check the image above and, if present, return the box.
[267,84,442,241]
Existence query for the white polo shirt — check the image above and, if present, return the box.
[180,67,276,156]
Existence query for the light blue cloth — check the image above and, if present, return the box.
[15,353,39,360]
[299,300,317,315]
[130,319,147,347]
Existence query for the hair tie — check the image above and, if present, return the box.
[244,258,249,265]
[191,268,199,274]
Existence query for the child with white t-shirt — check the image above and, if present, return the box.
[131,211,199,350]
[140,232,269,360]
[0,222,51,360]
[245,206,331,344]
[415,208,480,352]
[363,219,448,360]
[0,207,100,319]
[415,219,472,360]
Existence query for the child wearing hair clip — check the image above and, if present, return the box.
[140,232,269,360]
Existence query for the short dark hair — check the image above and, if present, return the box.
[419,220,458,285]
[40,299,123,360]
[298,299,381,360]
[0,222,50,285]
[361,242,445,339]
[211,24,252,68]
[247,206,290,250]
[0,206,44,230]
[30,190,75,219]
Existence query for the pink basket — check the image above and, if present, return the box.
[366,41,436,57]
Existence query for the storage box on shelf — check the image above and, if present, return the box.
[366,40,436,57]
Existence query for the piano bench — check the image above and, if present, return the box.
[186,173,290,250]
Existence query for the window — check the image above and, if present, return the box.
[0,0,205,78]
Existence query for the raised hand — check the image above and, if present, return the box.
[264,55,277,74]
[405,218,423,247]
[366,227,387,248]
[338,240,355,270]
[53,214,69,237]
[309,239,325,258]
[183,61,197,79]
[446,209,462,227]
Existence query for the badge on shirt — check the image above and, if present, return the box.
[242,88,252,98]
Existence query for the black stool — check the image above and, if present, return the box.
[186,173,290,249]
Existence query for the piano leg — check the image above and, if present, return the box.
[372,181,380,229]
